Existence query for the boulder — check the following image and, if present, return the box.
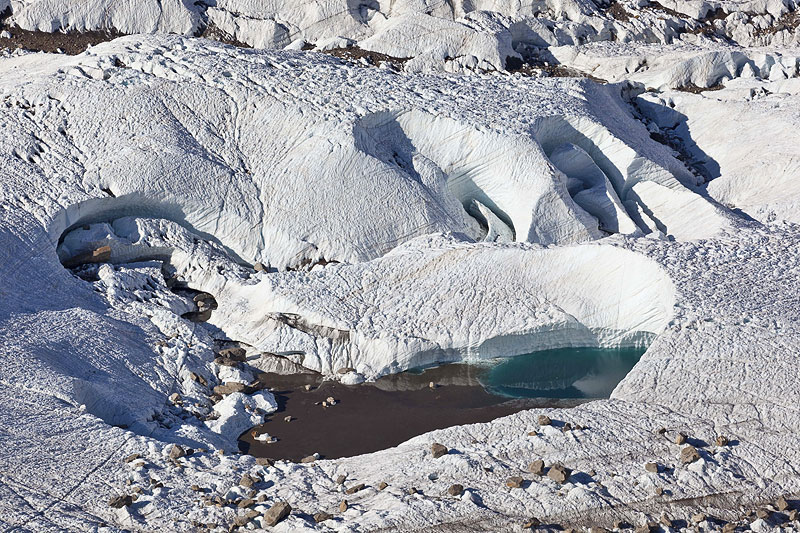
[263,501,291,527]
[430,443,448,458]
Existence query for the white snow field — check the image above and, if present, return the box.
[0,0,799,530]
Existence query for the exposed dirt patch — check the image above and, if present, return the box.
[321,46,409,70]
[607,1,631,22]
[197,21,253,49]
[0,24,122,55]
[753,9,800,37]
[674,82,725,93]
[509,59,607,83]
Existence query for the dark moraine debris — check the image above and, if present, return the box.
[547,464,570,483]
[108,494,133,508]
[431,443,448,458]
[447,484,464,496]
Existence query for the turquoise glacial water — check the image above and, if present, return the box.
[480,346,647,399]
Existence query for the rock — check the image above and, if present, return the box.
[314,512,333,523]
[776,496,790,511]
[644,462,659,473]
[527,430,538,436]
[108,494,133,508]
[263,501,291,527]
[431,443,448,458]
[528,460,545,475]
[675,432,687,445]
[447,484,464,496]
[407,487,418,494]
[284,415,293,422]
[756,509,771,520]
[218,347,247,361]
[168,445,186,459]
[680,445,701,464]
[326,396,336,405]
[378,482,388,490]
[254,262,266,272]
[304,384,313,391]
[547,464,570,484]
[692,513,707,523]
[660,514,672,527]
[654,487,664,496]
[788,509,799,521]
[301,455,317,463]
[233,514,250,527]
[336,474,347,485]
[337,367,356,374]
[721,523,736,533]
[256,457,274,467]
[538,415,552,426]
[168,392,181,404]
[213,357,240,368]
[561,422,573,432]
[522,517,541,528]
[429,381,437,388]
[339,500,348,512]
[656,427,667,435]
[239,473,257,488]
[213,382,247,395]
[715,435,730,446]
[237,498,254,508]
[635,524,655,533]
[590,528,609,533]
[345,483,365,495]
[506,476,524,488]
[123,453,141,463]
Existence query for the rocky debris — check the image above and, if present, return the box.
[345,483,365,495]
[254,262,266,272]
[644,462,659,473]
[547,464,570,484]
[789,509,799,521]
[217,347,246,361]
[506,476,524,488]
[123,453,141,463]
[168,445,186,460]
[654,487,664,496]
[777,496,791,511]
[675,432,688,445]
[233,514,250,527]
[339,500,348,512]
[378,482,388,490]
[561,422,573,432]
[527,430,538,436]
[590,527,609,533]
[660,514,673,528]
[255,457,274,467]
[304,384,313,391]
[692,513,707,523]
[237,498,254,508]
[301,454,318,463]
[108,494,133,508]
[337,367,356,374]
[263,501,291,527]
[336,474,347,485]
[326,396,337,405]
[538,415,552,426]
[314,512,333,523]
[213,357,240,368]
[635,523,657,533]
[721,523,737,533]
[213,382,248,396]
[528,460,545,475]
[284,415,293,422]
[716,435,730,446]
[240,473,257,488]
[189,372,208,386]
[680,445,701,464]
[447,484,464,496]
[429,381,437,389]
[430,443,448,458]
[522,518,541,528]
[168,392,181,404]
[407,487,418,495]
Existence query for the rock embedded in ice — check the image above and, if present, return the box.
[430,443,448,458]
[680,445,701,464]
[506,476,525,488]
[262,501,291,527]
[547,464,571,483]
[447,484,464,496]
[528,460,545,475]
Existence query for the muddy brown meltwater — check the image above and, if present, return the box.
[238,364,587,462]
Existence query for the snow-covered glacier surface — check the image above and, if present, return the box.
[0,3,799,531]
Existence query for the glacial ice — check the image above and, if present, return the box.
[0,0,799,531]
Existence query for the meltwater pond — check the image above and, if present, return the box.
[240,346,648,461]
[481,346,647,399]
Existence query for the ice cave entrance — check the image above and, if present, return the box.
[477,345,647,400]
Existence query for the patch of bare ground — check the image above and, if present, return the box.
[674,82,725,93]
[509,59,607,83]
[754,9,800,37]
[0,7,122,55]
[607,1,631,22]
[197,21,252,49]
[321,46,409,70]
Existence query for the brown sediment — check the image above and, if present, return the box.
[0,9,123,55]
[239,367,587,462]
